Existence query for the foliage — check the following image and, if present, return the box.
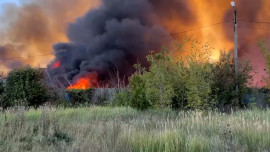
[184,62,215,109]
[178,40,216,109]
[66,88,93,106]
[124,38,253,110]
[2,66,48,108]
[211,52,253,108]
[127,39,216,110]
[144,48,177,108]
[111,90,132,107]
[129,70,151,110]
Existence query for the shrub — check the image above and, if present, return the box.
[66,88,93,106]
[127,38,253,110]
[184,62,215,110]
[211,52,253,108]
[111,90,132,107]
[130,39,218,110]
[129,71,151,110]
[2,66,48,108]
[111,90,131,107]
[178,39,217,110]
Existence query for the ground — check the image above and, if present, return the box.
[0,107,270,152]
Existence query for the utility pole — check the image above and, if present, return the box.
[231,1,238,92]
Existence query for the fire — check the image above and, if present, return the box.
[159,0,234,61]
[67,72,98,90]
[52,61,61,68]
[191,0,233,60]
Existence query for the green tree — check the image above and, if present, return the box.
[211,52,253,108]
[144,48,176,108]
[128,39,217,110]
[3,66,48,108]
[184,62,214,109]
[171,39,217,110]
[120,37,253,110]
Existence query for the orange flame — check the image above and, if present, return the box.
[67,72,98,90]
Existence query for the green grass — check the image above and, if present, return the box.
[0,107,269,152]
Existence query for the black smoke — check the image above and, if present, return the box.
[50,0,192,86]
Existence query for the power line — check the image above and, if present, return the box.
[238,20,270,25]
[167,20,233,37]
[239,26,270,31]
[1,20,233,61]
[118,20,233,46]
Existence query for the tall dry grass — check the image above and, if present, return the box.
[0,107,269,152]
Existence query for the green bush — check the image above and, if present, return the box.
[66,89,93,106]
[2,66,48,108]
[126,38,253,110]
[211,52,253,108]
[144,49,177,108]
[184,62,215,110]
[127,39,217,110]
[111,90,132,107]
[177,39,218,110]
[129,72,151,110]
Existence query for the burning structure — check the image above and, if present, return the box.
[0,0,270,89]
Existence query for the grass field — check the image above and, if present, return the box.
[0,107,270,152]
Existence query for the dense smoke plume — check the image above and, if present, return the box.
[0,0,270,87]
[51,0,183,85]
[0,0,99,73]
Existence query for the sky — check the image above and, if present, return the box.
[0,0,19,5]
[0,0,20,12]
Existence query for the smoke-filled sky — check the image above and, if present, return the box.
[0,0,270,87]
